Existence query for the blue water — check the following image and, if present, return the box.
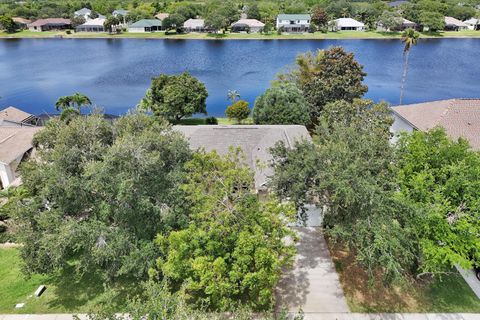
[0,38,479,116]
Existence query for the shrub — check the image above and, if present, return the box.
[205,116,218,125]
[66,30,72,34]
[0,224,6,233]
[253,82,310,126]
[225,100,250,123]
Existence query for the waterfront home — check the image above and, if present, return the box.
[0,107,38,127]
[231,19,265,33]
[276,14,311,33]
[74,8,92,20]
[183,19,206,32]
[113,9,129,18]
[155,13,170,22]
[377,17,417,31]
[175,125,310,193]
[331,18,365,31]
[388,0,409,8]
[464,18,479,30]
[391,99,480,150]
[76,18,106,32]
[444,16,468,31]
[0,126,42,189]
[12,17,31,29]
[128,19,163,33]
[28,19,71,32]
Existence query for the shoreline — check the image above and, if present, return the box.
[1,30,480,40]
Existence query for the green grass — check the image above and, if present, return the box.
[1,30,480,40]
[0,248,130,313]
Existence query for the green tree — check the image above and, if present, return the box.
[104,15,120,34]
[396,128,480,275]
[141,72,208,122]
[311,6,328,28]
[55,92,92,112]
[400,28,419,105]
[281,47,368,124]
[246,4,261,20]
[419,11,445,32]
[163,13,186,32]
[253,82,310,126]
[225,100,250,123]
[14,113,192,281]
[269,99,417,282]
[377,10,403,31]
[0,15,17,33]
[151,150,296,311]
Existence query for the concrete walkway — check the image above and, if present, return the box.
[275,227,349,313]
[456,265,480,299]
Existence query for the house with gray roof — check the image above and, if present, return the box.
[174,125,311,192]
[231,19,265,33]
[74,8,92,20]
[445,16,468,31]
[0,106,38,126]
[113,9,129,17]
[464,18,479,30]
[128,19,163,33]
[276,14,311,33]
[183,19,206,32]
[391,99,480,150]
[388,0,409,8]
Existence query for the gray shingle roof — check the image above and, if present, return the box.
[0,126,42,165]
[0,107,34,123]
[129,19,163,28]
[391,99,480,150]
[174,125,311,191]
[277,14,311,21]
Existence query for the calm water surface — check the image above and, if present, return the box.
[0,38,479,116]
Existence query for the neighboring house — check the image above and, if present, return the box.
[74,8,92,20]
[445,16,468,31]
[175,125,311,192]
[28,19,71,32]
[155,13,170,21]
[464,18,480,30]
[231,19,265,33]
[113,9,129,17]
[128,19,163,32]
[0,126,42,189]
[276,14,311,33]
[331,18,365,31]
[377,18,417,31]
[76,18,106,32]
[388,0,409,8]
[183,19,205,32]
[390,99,480,150]
[12,17,31,29]
[0,107,38,126]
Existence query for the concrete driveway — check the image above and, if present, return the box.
[456,265,480,299]
[275,227,349,314]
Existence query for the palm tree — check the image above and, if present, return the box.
[55,96,73,111]
[400,28,419,105]
[227,90,240,103]
[55,93,91,112]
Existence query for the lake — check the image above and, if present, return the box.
[0,38,479,116]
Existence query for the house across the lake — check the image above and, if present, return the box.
[276,14,311,33]
[128,19,163,33]
[444,16,468,31]
[331,18,365,31]
[12,17,32,29]
[28,18,71,32]
[155,13,170,21]
[0,126,42,189]
[377,17,417,31]
[175,125,310,192]
[183,19,206,32]
[76,18,106,32]
[388,0,409,8]
[231,19,265,33]
[391,99,480,150]
[0,107,38,127]
[464,18,479,30]
[74,8,92,20]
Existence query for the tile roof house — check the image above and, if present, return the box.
[231,19,265,33]
[390,99,480,150]
[0,107,38,126]
[0,126,42,189]
[76,17,106,32]
[276,14,311,33]
[155,13,170,21]
[183,19,205,32]
[444,16,468,31]
[331,18,365,31]
[28,18,71,32]
[128,19,163,32]
[12,17,32,29]
[174,125,311,192]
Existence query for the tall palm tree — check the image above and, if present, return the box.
[227,90,240,103]
[55,96,73,111]
[70,93,92,111]
[400,28,419,105]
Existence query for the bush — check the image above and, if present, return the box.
[225,100,250,123]
[66,30,72,34]
[253,82,311,126]
[0,224,6,233]
[205,116,218,125]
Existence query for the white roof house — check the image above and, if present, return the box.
[331,18,365,31]
[74,8,92,20]
[445,16,468,30]
[76,18,106,32]
[231,19,265,33]
[174,125,311,192]
[464,18,479,30]
[183,19,205,32]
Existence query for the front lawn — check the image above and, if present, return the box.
[328,239,480,312]
[0,248,130,313]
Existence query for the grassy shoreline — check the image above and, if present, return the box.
[1,30,480,40]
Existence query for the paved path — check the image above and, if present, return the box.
[456,265,480,299]
[275,227,349,314]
